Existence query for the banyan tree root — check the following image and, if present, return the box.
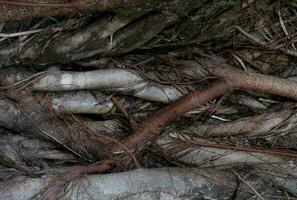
[0,168,289,200]
[5,57,297,103]
[176,109,297,138]
[1,68,183,103]
[112,57,297,153]
[0,132,76,179]
[157,133,297,196]
[0,0,196,22]
[113,79,230,152]
[0,119,125,181]
[0,2,198,67]
[159,108,297,150]
[0,96,127,159]
[3,57,297,155]
[45,91,114,114]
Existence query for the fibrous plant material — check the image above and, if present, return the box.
[112,57,297,153]
[158,133,297,196]
[0,0,157,22]
[0,97,126,159]
[0,132,76,179]
[1,0,297,199]
[0,12,172,67]
[178,109,297,137]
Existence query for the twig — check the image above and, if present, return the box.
[0,71,48,90]
[0,0,80,7]
[188,138,297,158]
[234,26,267,46]
[0,28,55,38]
[15,104,83,158]
[111,96,138,128]
[277,0,296,50]
[69,114,141,169]
[232,170,265,200]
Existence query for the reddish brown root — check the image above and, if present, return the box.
[113,79,231,152]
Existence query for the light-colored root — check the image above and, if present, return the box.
[3,68,183,103]
[46,91,114,114]
[0,98,126,158]
[0,168,285,200]
[158,133,297,195]
[158,134,287,168]
[0,132,76,178]
[178,109,297,137]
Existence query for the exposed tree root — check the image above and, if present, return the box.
[0,96,126,159]
[1,68,183,103]
[113,57,297,152]
[45,91,114,114]
[178,109,297,137]
[158,133,297,196]
[1,1,297,198]
[113,79,230,152]
[1,168,289,200]
[203,59,297,100]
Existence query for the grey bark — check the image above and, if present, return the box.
[0,168,285,200]
[0,97,126,159]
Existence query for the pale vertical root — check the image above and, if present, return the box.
[0,168,284,200]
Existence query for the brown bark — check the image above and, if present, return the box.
[114,79,231,152]
[113,59,297,153]
[205,59,297,100]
